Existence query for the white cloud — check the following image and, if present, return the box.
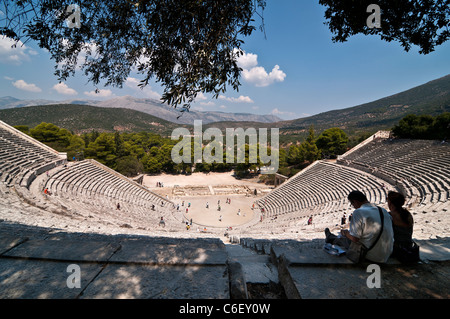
[125,77,161,99]
[219,95,254,104]
[271,108,297,119]
[242,65,286,87]
[191,105,204,111]
[84,89,113,98]
[235,50,258,69]
[12,79,42,92]
[200,101,216,107]
[125,77,141,87]
[0,37,38,65]
[53,83,78,96]
[236,50,286,87]
[195,92,208,101]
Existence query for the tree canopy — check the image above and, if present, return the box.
[316,127,348,159]
[1,0,266,109]
[2,1,448,111]
[392,112,450,140]
[319,0,450,55]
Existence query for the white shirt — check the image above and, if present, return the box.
[349,203,394,263]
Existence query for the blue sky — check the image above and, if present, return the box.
[1,1,449,120]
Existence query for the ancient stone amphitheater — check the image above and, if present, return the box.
[0,120,449,300]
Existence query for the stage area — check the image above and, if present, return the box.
[143,172,271,229]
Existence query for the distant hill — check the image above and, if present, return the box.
[0,96,61,109]
[204,74,450,140]
[0,95,282,124]
[0,104,185,136]
[280,74,450,135]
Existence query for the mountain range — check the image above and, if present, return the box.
[0,95,282,124]
[0,74,449,141]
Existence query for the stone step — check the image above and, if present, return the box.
[0,231,230,299]
[225,244,278,284]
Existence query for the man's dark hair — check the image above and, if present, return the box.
[348,191,368,202]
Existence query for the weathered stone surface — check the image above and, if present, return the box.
[0,236,28,255]
[226,244,278,284]
[227,261,248,299]
[4,239,120,262]
[0,258,103,299]
[0,222,449,299]
[0,232,230,299]
[271,243,354,265]
[79,264,229,299]
[271,239,450,299]
[417,238,450,261]
[110,238,228,265]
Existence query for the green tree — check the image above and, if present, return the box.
[116,155,144,177]
[429,112,450,140]
[278,148,288,169]
[195,162,211,173]
[160,144,177,173]
[316,127,349,159]
[30,122,71,151]
[392,114,434,138]
[392,112,450,140]
[13,125,29,134]
[81,133,91,149]
[287,145,302,165]
[142,154,163,174]
[85,133,117,167]
[66,135,86,161]
[114,131,127,158]
[300,126,319,164]
[91,130,100,143]
[4,0,447,114]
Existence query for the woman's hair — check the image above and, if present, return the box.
[388,191,412,226]
[388,191,405,207]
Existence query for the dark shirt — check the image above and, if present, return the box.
[392,224,413,247]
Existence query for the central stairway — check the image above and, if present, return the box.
[225,242,283,299]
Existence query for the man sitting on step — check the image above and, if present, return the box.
[325,190,394,263]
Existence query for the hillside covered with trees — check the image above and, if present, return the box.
[12,112,448,181]
[13,122,348,179]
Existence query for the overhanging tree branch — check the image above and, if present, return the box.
[319,0,450,55]
[1,0,266,110]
